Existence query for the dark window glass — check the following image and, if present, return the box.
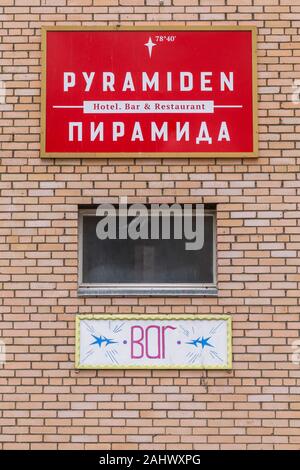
[81,209,215,285]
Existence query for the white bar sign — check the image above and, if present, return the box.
[83,100,214,114]
[76,315,232,369]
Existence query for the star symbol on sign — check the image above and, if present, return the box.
[186,336,214,350]
[90,335,117,348]
[144,37,156,58]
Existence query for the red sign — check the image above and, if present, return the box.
[41,27,257,158]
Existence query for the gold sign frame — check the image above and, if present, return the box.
[75,314,232,370]
[41,25,258,159]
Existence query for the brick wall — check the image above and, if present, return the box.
[0,0,300,450]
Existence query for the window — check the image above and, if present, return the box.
[78,205,217,297]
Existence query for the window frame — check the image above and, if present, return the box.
[78,206,217,297]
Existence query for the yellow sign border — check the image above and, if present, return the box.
[41,25,258,159]
[75,314,232,370]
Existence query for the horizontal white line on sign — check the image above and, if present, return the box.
[53,105,84,109]
[214,105,243,108]
[52,101,243,114]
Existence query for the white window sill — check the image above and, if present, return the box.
[78,285,218,297]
